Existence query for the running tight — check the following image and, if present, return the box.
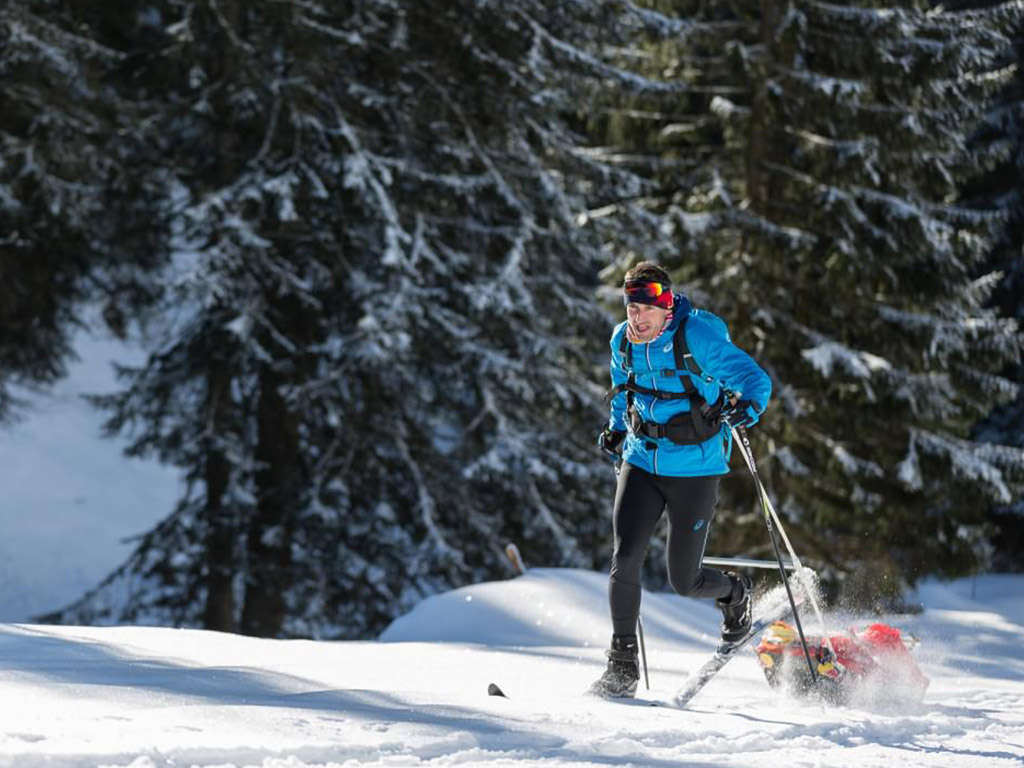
[609,462,733,637]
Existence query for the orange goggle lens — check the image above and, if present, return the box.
[624,281,673,308]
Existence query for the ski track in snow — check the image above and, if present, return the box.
[1,569,1022,768]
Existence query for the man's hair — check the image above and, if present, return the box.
[624,261,671,285]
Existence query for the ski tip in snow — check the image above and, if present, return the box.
[487,682,507,698]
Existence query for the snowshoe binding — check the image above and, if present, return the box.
[590,634,640,698]
[718,572,753,644]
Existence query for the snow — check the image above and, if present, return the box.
[801,340,891,380]
[1,568,1022,768]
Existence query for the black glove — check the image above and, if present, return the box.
[597,427,627,459]
[721,399,762,429]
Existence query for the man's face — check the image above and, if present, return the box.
[626,302,669,342]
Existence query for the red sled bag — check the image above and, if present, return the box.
[755,620,929,706]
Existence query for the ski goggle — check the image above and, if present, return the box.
[623,280,673,309]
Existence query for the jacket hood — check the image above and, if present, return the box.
[668,292,692,328]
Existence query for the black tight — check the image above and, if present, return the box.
[609,463,733,636]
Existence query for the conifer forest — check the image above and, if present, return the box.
[2,0,1023,639]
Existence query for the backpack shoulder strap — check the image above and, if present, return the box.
[619,330,632,371]
[673,315,704,380]
[674,313,718,384]
[607,328,638,410]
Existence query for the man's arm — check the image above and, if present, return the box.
[608,324,630,431]
[689,316,772,414]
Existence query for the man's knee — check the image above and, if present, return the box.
[668,565,703,598]
[610,543,645,584]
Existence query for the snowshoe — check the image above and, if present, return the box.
[718,572,753,643]
[590,634,640,698]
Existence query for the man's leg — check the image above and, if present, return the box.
[609,463,667,636]
[659,475,734,600]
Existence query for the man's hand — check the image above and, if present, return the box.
[597,427,627,459]
[721,399,763,429]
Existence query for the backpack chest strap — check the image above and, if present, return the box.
[607,320,708,404]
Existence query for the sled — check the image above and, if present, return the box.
[754,620,929,705]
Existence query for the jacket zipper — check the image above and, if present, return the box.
[645,341,659,475]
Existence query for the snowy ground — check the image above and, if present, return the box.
[1,569,1021,768]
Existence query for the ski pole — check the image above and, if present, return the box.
[637,614,650,690]
[731,425,841,667]
[734,425,820,688]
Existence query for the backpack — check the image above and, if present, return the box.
[607,311,727,446]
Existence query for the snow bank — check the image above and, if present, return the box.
[380,567,721,648]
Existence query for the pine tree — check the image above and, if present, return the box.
[47,0,659,638]
[0,2,164,422]
[596,1,1024,597]
[953,0,1024,571]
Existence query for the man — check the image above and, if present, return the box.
[591,262,772,698]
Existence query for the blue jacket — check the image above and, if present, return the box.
[608,294,772,477]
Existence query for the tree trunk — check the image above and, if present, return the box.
[240,367,301,637]
[201,0,244,633]
[202,360,236,632]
